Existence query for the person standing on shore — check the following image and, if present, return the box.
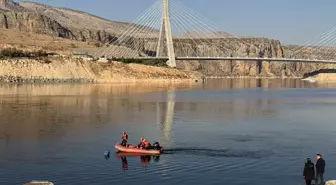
[315,154,326,185]
[303,158,315,185]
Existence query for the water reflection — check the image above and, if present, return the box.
[111,153,160,171]
[157,90,176,147]
[121,156,128,171]
[1,79,335,142]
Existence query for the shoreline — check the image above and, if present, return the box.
[0,75,306,84]
[302,73,336,83]
[0,58,202,84]
[1,58,336,84]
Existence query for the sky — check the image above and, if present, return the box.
[17,0,336,45]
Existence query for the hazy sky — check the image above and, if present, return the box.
[18,0,336,45]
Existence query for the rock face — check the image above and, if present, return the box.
[0,11,75,38]
[0,0,156,43]
[24,181,54,185]
[326,180,336,185]
[0,0,74,38]
[19,1,156,43]
[0,0,23,11]
[175,38,287,77]
[0,57,201,83]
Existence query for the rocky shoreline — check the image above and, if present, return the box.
[302,73,336,83]
[0,59,330,84]
[0,58,202,84]
[327,180,336,185]
[0,75,95,83]
[24,181,53,185]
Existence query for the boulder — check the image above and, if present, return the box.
[24,181,54,185]
[326,180,336,185]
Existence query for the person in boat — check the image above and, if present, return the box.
[138,136,145,148]
[142,138,153,150]
[121,131,128,147]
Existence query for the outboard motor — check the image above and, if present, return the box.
[153,142,162,151]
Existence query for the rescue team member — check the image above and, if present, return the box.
[121,131,128,147]
[138,136,145,148]
[142,139,152,149]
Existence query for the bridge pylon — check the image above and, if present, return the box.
[156,0,176,68]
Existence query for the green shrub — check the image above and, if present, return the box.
[0,48,49,59]
[70,43,77,48]
[94,42,103,47]
[110,57,167,67]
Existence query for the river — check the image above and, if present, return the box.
[0,79,335,185]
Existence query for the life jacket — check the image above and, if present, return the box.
[143,141,150,147]
[122,134,128,140]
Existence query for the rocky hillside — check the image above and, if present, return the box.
[0,0,156,43]
[0,0,23,11]
[0,57,202,83]
[0,28,94,52]
[176,40,336,78]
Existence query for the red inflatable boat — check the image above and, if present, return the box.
[115,143,162,155]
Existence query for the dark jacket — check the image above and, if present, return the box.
[316,158,326,173]
[303,162,315,180]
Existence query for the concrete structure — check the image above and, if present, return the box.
[156,0,176,68]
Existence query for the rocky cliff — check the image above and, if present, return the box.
[175,38,286,78]
[106,37,336,78]
[0,0,23,11]
[0,0,156,43]
[0,11,75,38]
[175,38,336,78]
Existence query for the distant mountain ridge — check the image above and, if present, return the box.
[0,0,24,11]
[0,0,156,43]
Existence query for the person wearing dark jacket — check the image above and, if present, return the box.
[121,131,128,147]
[303,158,315,185]
[315,154,326,185]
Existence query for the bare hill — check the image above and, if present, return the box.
[0,0,23,11]
[0,0,157,43]
[0,28,94,52]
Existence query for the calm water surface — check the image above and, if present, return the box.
[0,79,336,185]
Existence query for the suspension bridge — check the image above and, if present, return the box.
[93,0,336,68]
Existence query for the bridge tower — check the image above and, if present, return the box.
[156,0,176,68]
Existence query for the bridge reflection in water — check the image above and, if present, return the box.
[157,90,176,148]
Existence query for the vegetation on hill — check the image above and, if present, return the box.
[112,57,168,67]
[0,48,49,59]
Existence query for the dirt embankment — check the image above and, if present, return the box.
[302,69,336,82]
[303,73,336,82]
[314,73,336,81]
[0,57,202,83]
